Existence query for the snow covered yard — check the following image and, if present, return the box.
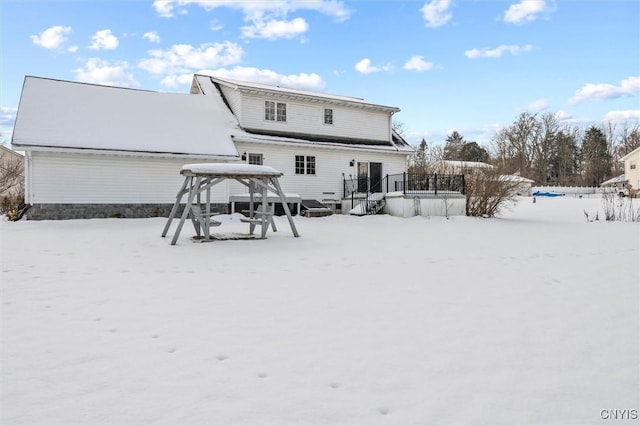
[1,196,638,425]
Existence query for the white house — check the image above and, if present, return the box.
[12,75,413,219]
[620,146,640,196]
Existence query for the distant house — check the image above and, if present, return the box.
[620,146,640,195]
[12,75,413,219]
[500,174,535,196]
[0,144,24,200]
[600,174,628,196]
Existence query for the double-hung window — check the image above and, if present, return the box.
[265,101,287,122]
[324,108,333,125]
[295,155,316,175]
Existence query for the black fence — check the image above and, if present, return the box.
[344,173,466,198]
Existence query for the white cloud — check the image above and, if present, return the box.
[138,42,244,75]
[603,110,640,122]
[503,0,548,24]
[521,99,550,113]
[30,25,76,51]
[88,29,119,50]
[569,76,640,104]
[143,31,161,43]
[404,55,434,72]
[152,0,351,22]
[355,58,378,74]
[210,20,224,31]
[355,58,392,74]
[465,44,533,59]
[73,58,139,88]
[421,0,452,28]
[242,17,309,39]
[197,67,325,92]
[555,110,573,121]
[0,106,17,126]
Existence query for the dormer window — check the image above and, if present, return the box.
[265,101,287,122]
[324,108,333,125]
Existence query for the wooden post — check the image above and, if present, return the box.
[162,176,190,237]
[271,177,299,237]
[171,176,201,245]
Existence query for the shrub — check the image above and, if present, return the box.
[465,169,521,217]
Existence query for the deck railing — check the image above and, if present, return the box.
[343,172,466,198]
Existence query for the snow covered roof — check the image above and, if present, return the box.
[181,163,282,177]
[500,174,535,183]
[232,133,414,154]
[195,74,401,113]
[438,160,494,169]
[600,174,627,186]
[12,76,239,158]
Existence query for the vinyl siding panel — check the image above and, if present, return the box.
[233,141,408,201]
[239,94,391,142]
[29,152,229,204]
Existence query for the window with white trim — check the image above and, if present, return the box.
[295,155,316,175]
[265,101,287,122]
[324,108,333,125]
[248,153,263,165]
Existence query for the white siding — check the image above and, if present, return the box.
[233,142,408,201]
[238,94,391,142]
[29,152,229,204]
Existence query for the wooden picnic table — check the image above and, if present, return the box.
[162,163,300,245]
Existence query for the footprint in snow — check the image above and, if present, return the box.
[329,383,340,389]
[378,408,390,416]
[257,372,268,378]
[216,355,228,361]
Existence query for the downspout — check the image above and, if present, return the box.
[25,151,33,205]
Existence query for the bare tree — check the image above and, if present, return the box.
[531,112,560,184]
[392,119,408,138]
[491,112,540,176]
[465,167,521,217]
[614,122,640,174]
[0,151,23,195]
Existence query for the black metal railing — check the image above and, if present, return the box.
[343,173,466,198]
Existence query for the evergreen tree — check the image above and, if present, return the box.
[581,126,612,186]
[550,130,580,186]
[459,141,490,163]
[408,138,429,174]
[443,131,464,160]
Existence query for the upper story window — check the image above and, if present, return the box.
[324,108,333,125]
[295,155,316,175]
[265,101,287,122]
[631,160,636,170]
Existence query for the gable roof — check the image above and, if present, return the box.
[195,74,401,114]
[11,76,239,158]
[620,146,640,161]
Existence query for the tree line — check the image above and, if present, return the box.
[407,112,640,186]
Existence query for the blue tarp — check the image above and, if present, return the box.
[532,191,566,197]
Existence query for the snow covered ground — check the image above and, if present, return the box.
[1,196,638,425]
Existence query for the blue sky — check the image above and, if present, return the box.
[1,0,639,148]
